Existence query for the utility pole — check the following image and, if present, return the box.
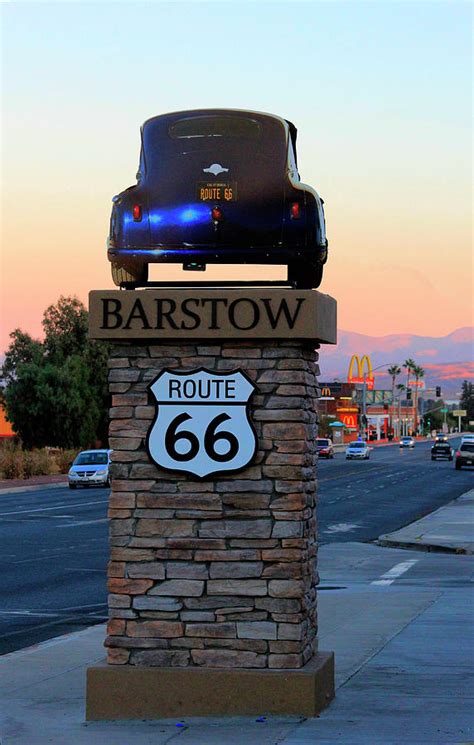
[360,379,367,439]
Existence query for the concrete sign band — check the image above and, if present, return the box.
[88,289,337,343]
[146,367,258,479]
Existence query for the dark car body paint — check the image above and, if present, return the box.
[108,109,327,270]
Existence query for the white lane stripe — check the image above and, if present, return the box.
[0,499,108,516]
[372,559,418,586]
[57,518,108,528]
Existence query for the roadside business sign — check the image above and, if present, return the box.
[146,368,257,479]
[452,410,467,417]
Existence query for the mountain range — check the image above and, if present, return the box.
[319,327,473,400]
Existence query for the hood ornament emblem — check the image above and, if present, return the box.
[203,163,229,176]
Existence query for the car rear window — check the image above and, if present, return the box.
[460,444,474,453]
[74,452,108,465]
[168,116,261,141]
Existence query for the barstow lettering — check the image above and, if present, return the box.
[101,297,306,332]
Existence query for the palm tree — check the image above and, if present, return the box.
[387,365,401,435]
[403,358,416,434]
[412,364,425,434]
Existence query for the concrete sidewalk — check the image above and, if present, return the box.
[1,492,473,744]
[379,488,474,554]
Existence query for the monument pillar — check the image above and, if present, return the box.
[86,288,336,719]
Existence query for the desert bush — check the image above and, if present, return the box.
[55,449,77,473]
[0,446,24,479]
[0,446,57,479]
[24,449,56,477]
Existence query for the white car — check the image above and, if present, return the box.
[68,449,112,489]
[461,433,474,444]
[345,441,370,460]
[399,436,415,448]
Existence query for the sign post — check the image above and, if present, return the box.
[452,410,467,433]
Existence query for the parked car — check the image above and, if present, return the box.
[400,436,415,448]
[346,441,370,460]
[316,437,334,459]
[431,442,453,461]
[68,449,112,489]
[454,442,474,470]
[108,109,328,289]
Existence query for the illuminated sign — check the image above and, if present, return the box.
[340,413,358,428]
[348,354,374,390]
[320,386,334,399]
[407,380,425,389]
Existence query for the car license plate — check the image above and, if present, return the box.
[197,182,237,202]
[466,460,473,465]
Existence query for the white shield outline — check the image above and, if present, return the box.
[146,367,258,480]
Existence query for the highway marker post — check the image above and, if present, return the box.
[86,287,337,719]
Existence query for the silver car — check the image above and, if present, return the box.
[68,449,112,489]
[345,441,370,460]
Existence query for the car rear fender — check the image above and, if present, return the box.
[111,186,151,248]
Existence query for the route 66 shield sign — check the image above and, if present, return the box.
[146,368,257,479]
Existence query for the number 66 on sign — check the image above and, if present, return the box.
[146,368,258,479]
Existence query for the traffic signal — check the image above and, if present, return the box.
[406,388,412,400]
[436,386,441,397]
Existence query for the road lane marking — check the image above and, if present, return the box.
[57,518,108,528]
[323,523,361,534]
[372,559,418,586]
[0,499,108,516]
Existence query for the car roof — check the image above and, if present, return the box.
[78,449,110,454]
[142,108,295,132]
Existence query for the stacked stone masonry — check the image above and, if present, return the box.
[106,341,320,670]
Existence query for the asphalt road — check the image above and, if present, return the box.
[0,487,109,654]
[0,436,471,654]
[317,436,473,544]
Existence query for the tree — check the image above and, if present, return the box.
[412,364,425,433]
[459,380,474,422]
[1,296,109,449]
[43,295,89,363]
[387,365,401,433]
[1,330,43,386]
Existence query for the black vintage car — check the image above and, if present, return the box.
[107,109,328,288]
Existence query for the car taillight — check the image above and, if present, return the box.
[456,451,461,457]
[133,204,142,221]
[211,206,223,222]
[290,202,301,219]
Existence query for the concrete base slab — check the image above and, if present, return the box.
[86,652,335,720]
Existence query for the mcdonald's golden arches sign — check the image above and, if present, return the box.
[348,354,374,390]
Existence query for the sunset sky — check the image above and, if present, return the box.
[1,1,472,354]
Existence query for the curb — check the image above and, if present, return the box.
[376,538,472,555]
[377,489,474,555]
[0,482,68,495]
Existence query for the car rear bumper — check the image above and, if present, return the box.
[108,244,326,266]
